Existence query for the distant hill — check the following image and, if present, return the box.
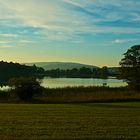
[24,62,99,70]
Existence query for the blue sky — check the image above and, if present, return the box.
[0,0,140,66]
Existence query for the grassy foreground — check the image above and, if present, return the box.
[0,102,140,139]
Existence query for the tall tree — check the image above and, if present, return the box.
[119,45,140,90]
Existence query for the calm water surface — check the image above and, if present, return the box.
[41,77,127,88]
[0,77,127,90]
[0,85,11,91]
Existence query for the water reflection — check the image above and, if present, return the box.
[0,85,11,91]
[41,77,127,88]
[0,77,127,90]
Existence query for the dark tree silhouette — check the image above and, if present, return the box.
[101,66,109,78]
[119,45,140,90]
[45,67,117,78]
[0,61,45,82]
[8,77,43,101]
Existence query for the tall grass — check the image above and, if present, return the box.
[0,90,18,103]
[0,86,140,103]
[38,86,140,103]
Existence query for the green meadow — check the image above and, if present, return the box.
[0,102,140,139]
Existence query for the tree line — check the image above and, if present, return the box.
[45,66,118,78]
[0,61,45,82]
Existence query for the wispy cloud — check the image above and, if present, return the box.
[113,38,140,44]
[0,0,139,66]
[0,41,11,44]
[0,33,18,38]
[113,39,127,44]
[0,45,13,48]
[0,0,140,38]
[19,40,34,44]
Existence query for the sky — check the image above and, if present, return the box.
[0,0,140,67]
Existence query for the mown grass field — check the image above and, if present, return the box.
[0,102,140,139]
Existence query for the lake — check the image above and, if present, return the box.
[0,77,127,91]
[41,77,127,88]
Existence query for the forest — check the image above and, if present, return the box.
[45,66,118,78]
[0,61,45,82]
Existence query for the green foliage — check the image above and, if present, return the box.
[8,77,43,101]
[120,45,140,90]
[0,61,45,82]
[45,66,116,78]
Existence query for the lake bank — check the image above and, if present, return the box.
[0,86,140,104]
[39,86,140,103]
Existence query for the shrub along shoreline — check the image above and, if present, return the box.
[0,86,140,104]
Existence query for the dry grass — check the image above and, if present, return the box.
[38,86,140,103]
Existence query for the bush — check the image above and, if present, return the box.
[8,77,43,101]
